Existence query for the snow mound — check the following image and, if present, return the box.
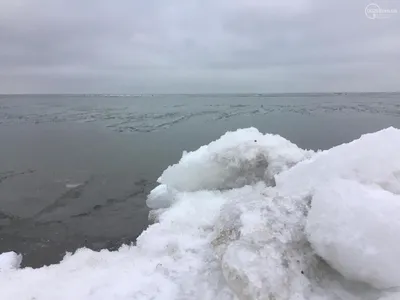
[276,127,400,196]
[2,127,400,300]
[147,127,313,209]
[307,179,400,289]
[0,252,22,271]
[275,127,400,289]
[212,184,314,299]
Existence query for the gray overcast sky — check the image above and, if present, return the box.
[0,0,399,93]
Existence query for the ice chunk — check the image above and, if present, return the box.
[146,184,178,209]
[307,179,400,289]
[158,128,313,192]
[0,252,22,271]
[212,184,313,300]
[66,183,82,189]
[149,127,313,213]
[211,183,380,300]
[276,127,400,196]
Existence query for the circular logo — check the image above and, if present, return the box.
[365,3,380,19]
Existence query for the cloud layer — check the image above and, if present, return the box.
[0,0,399,93]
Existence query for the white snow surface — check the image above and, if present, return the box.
[1,127,400,300]
[0,252,22,271]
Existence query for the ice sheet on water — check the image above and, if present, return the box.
[1,127,400,300]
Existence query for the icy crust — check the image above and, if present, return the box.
[275,127,400,196]
[159,128,315,191]
[212,184,315,300]
[1,127,400,300]
[275,127,400,290]
[147,128,314,209]
[307,180,400,290]
[0,252,22,271]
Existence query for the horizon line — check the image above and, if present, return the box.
[1,91,399,96]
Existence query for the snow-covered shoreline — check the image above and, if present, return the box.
[1,127,400,300]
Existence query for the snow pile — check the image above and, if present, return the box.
[1,127,400,300]
[273,128,400,290]
[211,184,315,299]
[147,128,314,209]
[0,252,22,271]
[276,127,400,196]
[307,180,400,290]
